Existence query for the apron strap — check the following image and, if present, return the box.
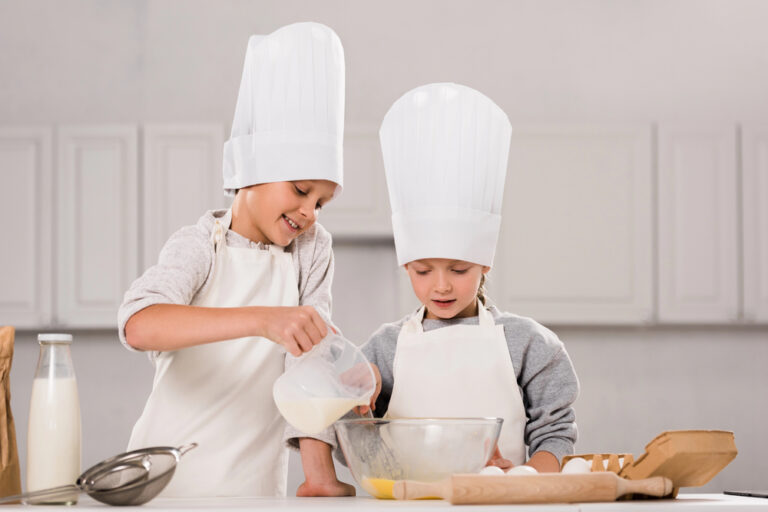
[211,210,234,249]
[477,299,495,327]
[402,306,427,334]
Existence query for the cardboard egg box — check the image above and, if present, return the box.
[561,430,737,499]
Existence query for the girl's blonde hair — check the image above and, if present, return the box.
[477,273,487,304]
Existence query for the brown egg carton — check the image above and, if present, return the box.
[618,430,737,498]
[562,430,737,500]
[561,453,634,474]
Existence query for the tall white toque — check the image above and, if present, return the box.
[223,22,345,197]
[380,83,511,267]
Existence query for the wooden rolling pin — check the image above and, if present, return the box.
[392,472,674,504]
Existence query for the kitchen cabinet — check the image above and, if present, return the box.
[141,124,226,270]
[1,121,765,329]
[493,124,653,324]
[316,127,392,238]
[742,125,768,322]
[56,125,138,327]
[0,127,52,328]
[657,125,739,323]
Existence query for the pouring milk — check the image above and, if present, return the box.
[273,333,375,433]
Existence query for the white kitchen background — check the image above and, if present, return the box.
[2,0,767,495]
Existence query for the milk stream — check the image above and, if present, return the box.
[275,397,366,434]
[26,377,81,504]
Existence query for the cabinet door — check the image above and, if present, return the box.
[57,125,138,327]
[742,125,768,323]
[0,127,52,327]
[142,125,225,269]
[315,127,392,238]
[657,125,738,323]
[495,124,653,324]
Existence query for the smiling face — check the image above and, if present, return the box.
[231,179,337,246]
[404,258,490,320]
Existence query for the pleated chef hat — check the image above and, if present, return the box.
[223,22,345,196]
[380,83,511,267]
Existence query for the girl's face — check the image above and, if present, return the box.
[232,179,337,246]
[404,258,490,320]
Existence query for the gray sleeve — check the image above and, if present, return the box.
[361,323,399,418]
[117,224,212,352]
[296,223,335,322]
[517,328,579,464]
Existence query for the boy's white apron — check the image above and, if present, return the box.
[128,210,298,497]
[385,302,527,465]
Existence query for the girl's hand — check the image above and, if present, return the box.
[486,445,514,471]
[258,305,328,356]
[354,363,382,416]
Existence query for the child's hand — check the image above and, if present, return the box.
[486,445,514,471]
[258,305,328,356]
[297,479,356,497]
[297,438,355,497]
[353,363,382,416]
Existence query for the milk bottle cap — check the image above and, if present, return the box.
[37,333,73,344]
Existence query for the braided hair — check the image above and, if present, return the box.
[477,273,487,304]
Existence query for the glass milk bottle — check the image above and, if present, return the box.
[26,333,81,505]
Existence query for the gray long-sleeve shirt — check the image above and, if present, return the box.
[286,305,579,465]
[117,209,336,356]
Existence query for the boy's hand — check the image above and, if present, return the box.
[353,363,382,416]
[259,305,328,356]
[297,438,355,497]
[297,479,356,497]
[486,445,514,471]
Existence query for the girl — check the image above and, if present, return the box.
[118,23,351,497]
[293,83,578,490]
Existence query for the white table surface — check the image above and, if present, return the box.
[2,494,766,511]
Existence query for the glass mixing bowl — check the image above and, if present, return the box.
[334,417,503,499]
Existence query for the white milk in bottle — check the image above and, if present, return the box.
[26,333,81,505]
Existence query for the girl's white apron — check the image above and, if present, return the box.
[385,302,527,465]
[128,210,298,497]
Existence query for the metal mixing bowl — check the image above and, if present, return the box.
[334,417,502,498]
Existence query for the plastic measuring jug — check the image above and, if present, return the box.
[273,333,375,434]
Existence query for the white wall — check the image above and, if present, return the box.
[3,0,768,496]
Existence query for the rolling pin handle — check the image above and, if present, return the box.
[620,476,675,498]
[392,480,447,500]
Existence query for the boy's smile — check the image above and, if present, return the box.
[282,214,302,232]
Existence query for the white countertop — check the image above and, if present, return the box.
[2,494,765,511]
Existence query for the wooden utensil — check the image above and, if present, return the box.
[392,472,674,504]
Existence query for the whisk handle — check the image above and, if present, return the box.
[0,484,80,505]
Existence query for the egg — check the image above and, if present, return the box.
[561,457,591,474]
[479,466,505,475]
[505,465,539,475]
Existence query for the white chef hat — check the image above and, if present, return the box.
[223,22,345,197]
[380,83,511,267]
